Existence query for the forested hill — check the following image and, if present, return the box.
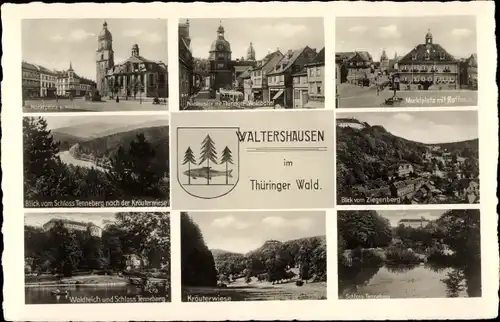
[337,125,429,188]
[75,126,169,160]
[51,131,84,151]
[427,139,479,157]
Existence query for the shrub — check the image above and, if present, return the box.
[385,247,422,264]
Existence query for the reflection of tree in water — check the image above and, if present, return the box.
[384,262,419,273]
[442,269,466,297]
[338,262,382,297]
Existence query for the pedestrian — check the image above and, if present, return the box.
[116,95,119,103]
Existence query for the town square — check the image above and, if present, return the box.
[335,16,478,108]
[22,19,168,112]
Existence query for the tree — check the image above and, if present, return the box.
[338,210,392,249]
[182,147,196,184]
[45,221,83,277]
[220,146,234,184]
[198,134,218,184]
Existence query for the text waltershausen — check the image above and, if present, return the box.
[236,130,324,143]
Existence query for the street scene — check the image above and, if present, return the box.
[336,111,479,205]
[179,18,325,110]
[181,211,326,301]
[25,212,171,304]
[338,209,481,299]
[23,115,170,208]
[335,16,477,108]
[22,19,168,112]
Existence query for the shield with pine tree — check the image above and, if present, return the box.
[220,146,234,184]
[198,134,218,184]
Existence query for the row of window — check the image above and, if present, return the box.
[400,75,456,82]
[308,67,322,77]
[308,81,323,95]
[269,75,285,84]
[400,65,455,72]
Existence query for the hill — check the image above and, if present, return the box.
[427,139,479,158]
[337,124,434,192]
[75,125,169,161]
[51,131,85,151]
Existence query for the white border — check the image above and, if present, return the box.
[2,1,498,321]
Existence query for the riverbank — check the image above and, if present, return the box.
[25,274,129,286]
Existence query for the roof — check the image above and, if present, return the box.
[22,61,39,71]
[466,53,478,67]
[252,50,283,73]
[35,65,58,75]
[306,47,325,66]
[267,47,311,75]
[238,68,251,79]
[108,57,167,75]
[392,181,407,189]
[398,43,457,64]
[98,21,112,40]
[292,68,307,77]
[44,218,101,229]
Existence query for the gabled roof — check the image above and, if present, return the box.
[466,53,478,67]
[398,43,457,64]
[306,47,325,66]
[22,61,39,71]
[238,68,252,79]
[252,50,283,73]
[267,47,311,75]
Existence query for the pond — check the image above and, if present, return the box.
[25,284,170,304]
[339,262,480,299]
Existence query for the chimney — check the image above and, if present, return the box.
[287,49,293,58]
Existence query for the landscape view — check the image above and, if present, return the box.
[336,111,479,205]
[25,212,171,304]
[338,209,481,299]
[181,211,327,301]
[23,115,170,207]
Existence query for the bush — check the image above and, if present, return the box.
[385,247,422,264]
[295,280,304,287]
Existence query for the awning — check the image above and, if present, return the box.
[304,100,325,109]
[272,89,284,100]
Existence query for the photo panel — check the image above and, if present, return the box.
[179,17,325,111]
[22,19,169,112]
[336,110,479,205]
[24,211,171,304]
[337,209,481,299]
[23,114,170,208]
[335,16,477,108]
[180,211,327,302]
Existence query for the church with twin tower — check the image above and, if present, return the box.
[95,21,168,99]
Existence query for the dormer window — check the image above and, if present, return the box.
[412,54,417,61]
[439,52,445,60]
[424,52,430,60]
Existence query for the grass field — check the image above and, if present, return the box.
[183,278,327,302]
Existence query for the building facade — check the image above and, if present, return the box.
[459,54,478,89]
[22,61,40,99]
[36,65,58,98]
[249,50,283,102]
[179,19,194,109]
[398,218,431,228]
[396,30,459,90]
[96,21,168,99]
[56,62,96,97]
[292,69,308,109]
[267,47,317,108]
[304,47,325,108]
[43,218,102,238]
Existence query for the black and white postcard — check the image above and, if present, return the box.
[336,111,479,205]
[335,16,477,108]
[23,115,170,207]
[22,19,168,112]
[179,18,325,110]
[24,212,171,304]
[181,211,326,301]
[338,209,481,299]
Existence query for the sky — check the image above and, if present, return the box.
[38,114,169,130]
[22,19,168,80]
[336,16,477,60]
[377,210,447,227]
[188,211,325,254]
[338,111,478,144]
[25,212,116,229]
[185,18,324,60]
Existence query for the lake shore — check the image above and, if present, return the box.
[25,274,129,287]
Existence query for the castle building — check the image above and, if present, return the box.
[96,21,168,99]
[336,118,366,130]
[396,30,459,90]
[43,218,102,238]
[397,218,431,228]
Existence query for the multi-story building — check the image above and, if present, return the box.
[36,65,58,98]
[292,68,308,108]
[267,47,317,108]
[397,218,431,228]
[56,62,96,97]
[179,19,194,109]
[96,21,168,99]
[335,51,374,85]
[396,30,459,90]
[249,50,283,102]
[22,61,40,99]
[304,47,325,108]
[459,53,478,89]
[43,218,102,238]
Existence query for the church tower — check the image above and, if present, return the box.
[246,42,256,61]
[96,21,114,96]
[208,22,233,94]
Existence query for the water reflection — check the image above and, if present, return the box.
[339,261,481,299]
